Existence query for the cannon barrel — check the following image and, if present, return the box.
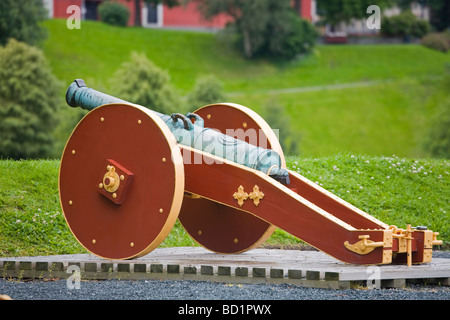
[65,79,289,184]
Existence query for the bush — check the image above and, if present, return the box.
[0,39,61,159]
[265,13,319,60]
[382,11,430,39]
[0,0,48,46]
[421,32,450,52]
[207,0,318,61]
[186,75,225,110]
[111,52,179,114]
[98,1,130,27]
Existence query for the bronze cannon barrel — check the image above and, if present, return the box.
[65,79,289,184]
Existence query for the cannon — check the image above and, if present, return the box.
[59,79,442,265]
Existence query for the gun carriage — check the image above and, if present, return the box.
[59,79,442,265]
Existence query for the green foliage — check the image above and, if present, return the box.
[316,0,393,25]
[382,11,430,38]
[421,32,450,53]
[197,0,318,60]
[263,10,318,60]
[0,0,48,46]
[186,75,225,110]
[111,52,179,114]
[428,0,450,32]
[0,39,61,159]
[98,1,130,27]
[423,100,450,159]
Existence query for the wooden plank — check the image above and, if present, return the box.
[1,248,449,289]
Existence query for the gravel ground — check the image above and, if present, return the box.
[1,251,449,302]
[1,278,449,301]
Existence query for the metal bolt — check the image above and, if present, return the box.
[69,200,73,205]
[71,150,76,155]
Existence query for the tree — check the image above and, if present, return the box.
[382,10,430,39]
[0,39,61,159]
[428,0,450,31]
[111,52,179,114]
[196,0,318,60]
[0,0,48,46]
[393,0,450,32]
[316,0,393,27]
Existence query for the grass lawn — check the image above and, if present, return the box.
[43,19,450,94]
[43,19,450,159]
[0,157,448,257]
[234,77,448,157]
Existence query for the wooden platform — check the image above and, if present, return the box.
[1,247,449,289]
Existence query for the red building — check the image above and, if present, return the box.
[43,0,314,29]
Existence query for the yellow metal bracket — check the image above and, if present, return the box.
[344,235,385,255]
[249,185,264,206]
[233,185,264,207]
[233,185,248,207]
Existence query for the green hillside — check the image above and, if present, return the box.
[42,19,450,158]
[0,156,448,257]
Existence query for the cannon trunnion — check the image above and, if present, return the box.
[59,80,442,264]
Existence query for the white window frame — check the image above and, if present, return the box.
[142,3,163,28]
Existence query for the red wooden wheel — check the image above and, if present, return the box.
[59,104,184,260]
[178,103,286,254]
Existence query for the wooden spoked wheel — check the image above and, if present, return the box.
[59,103,185,260]
[178,103,286,254]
